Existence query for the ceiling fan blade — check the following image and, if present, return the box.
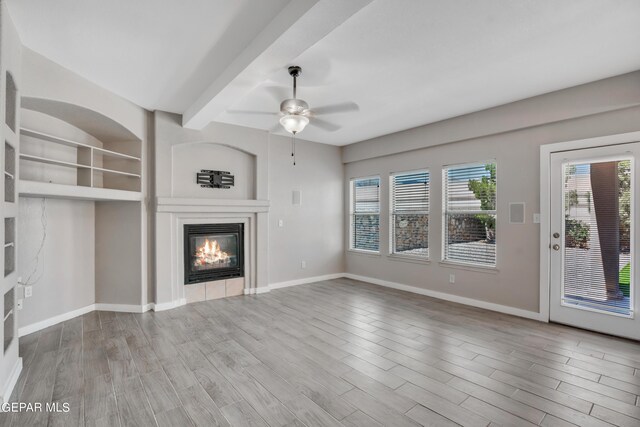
[226,109,278,116]
[309,118,341,132]
[311,101,359,116]
[264,85,290,103]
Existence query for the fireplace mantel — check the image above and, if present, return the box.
[155,197,269,213]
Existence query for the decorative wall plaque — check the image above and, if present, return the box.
[196,170,235,189]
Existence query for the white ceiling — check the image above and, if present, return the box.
[8,0,640,146]
[6,0,292,112]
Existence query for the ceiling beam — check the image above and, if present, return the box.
[182,0,372,130]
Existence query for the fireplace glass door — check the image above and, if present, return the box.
[184,223,244,284]
[190,234,238,271]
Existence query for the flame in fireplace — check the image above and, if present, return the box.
[194,239,230,267]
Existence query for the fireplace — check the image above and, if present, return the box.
[184,223,244,284]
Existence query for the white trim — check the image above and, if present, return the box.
[344,273,545,321]
[269,273,345,290]
[18,301,174,337]
[94,303,148,313]
[19,304,95,337]
[1,357,22,403]
[539,131,640,323]
[244,287,271,295]
[151,298,186,312]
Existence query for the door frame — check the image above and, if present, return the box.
[539,131,640,322]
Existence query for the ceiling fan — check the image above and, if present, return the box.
[227,65,359,135]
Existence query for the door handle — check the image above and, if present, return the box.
[552,244,560,251]
[553,232,560,239]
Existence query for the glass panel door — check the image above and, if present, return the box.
[562,160,632,316]
[550,143,639,340]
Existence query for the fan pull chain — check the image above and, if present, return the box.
[291,133,296,166]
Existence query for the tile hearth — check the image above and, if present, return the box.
[185,278,245,304]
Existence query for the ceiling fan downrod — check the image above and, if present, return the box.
[288,65,301,99]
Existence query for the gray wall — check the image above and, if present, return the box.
[95,201,142,305]
[18,198,96,326]
[18,49,149,328]
[268,135,344,284]
[343,71,640,314]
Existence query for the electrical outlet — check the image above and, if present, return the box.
[449,274,455,284]
[25,285,33,298]
[301,261,306,269]
[16,299,23,310]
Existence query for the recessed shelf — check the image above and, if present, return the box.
[4,218,14,246]
[3,311,13,353]
[19,180,142,202]
[4,243,14,278]
[93,166,141,178]
[5,142,15,203]
[3,285,13,317]
[20,127,142,196]
[20,153,91,169]
[21,128,141,161]
[5,72,17,133]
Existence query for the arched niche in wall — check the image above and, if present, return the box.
[21,97,141,144]
[5,72,18,132]
[171,142,257,200]
[20,97,143,193]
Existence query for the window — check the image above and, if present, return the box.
[350,177,380,252]
[391,170,429,258]
[443,162,497,266]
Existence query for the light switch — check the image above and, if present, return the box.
[278,219,284,227]
[533,213,541,224]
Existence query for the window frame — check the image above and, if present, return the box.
[349,175,381,254]
[389,169,430,260]
[442,160,498,268]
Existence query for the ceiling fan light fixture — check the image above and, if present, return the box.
[279,114,309,134]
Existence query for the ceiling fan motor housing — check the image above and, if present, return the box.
[280,98,309,115]
[288,65,302,77]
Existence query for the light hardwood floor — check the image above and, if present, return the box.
[2,278,640,426]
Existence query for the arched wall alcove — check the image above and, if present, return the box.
[21,97,141,143]
[171,142,257,200]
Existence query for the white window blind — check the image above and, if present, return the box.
[443,162,496,266]
[391,170,429,257]
[562,160,632,317]
[351,177,380,252]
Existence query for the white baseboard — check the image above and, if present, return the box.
[344,273,545,321]
[151,298,186,312]
[269,273,345,290]
[19,304,96,337]
[95,303,148,313]
[244,287,271,295]
[17,272,543,338]
[20,302,153,336]
[1,357,22,403]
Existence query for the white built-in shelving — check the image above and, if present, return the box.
[3,288,13,353]
[4,142,15,204]
[19,127,142,200]
[2,65,19,379]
